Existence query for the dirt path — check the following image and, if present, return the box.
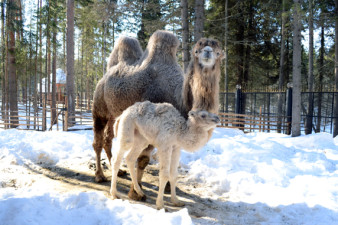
[25,159,228,225]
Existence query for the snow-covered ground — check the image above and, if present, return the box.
[0,128,338,224]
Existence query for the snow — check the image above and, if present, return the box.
[1,128,338,224]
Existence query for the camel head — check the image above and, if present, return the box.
[193,38,224,68]
[188,110,220,130]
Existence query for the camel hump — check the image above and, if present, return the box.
[143,30,180,63]
[148,30,179,49]
[106,36,143,71]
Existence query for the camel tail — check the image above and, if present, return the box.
[113,116,121,138]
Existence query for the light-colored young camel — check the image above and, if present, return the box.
[110,101,220,209]
[92,30,224,200]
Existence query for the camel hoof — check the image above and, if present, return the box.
[95,175,107,183]
[173,201,185,207]
[117,169,127,177]
[156,203,164,210]
[128,188,147,202]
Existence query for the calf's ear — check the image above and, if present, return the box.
[188,111,196,117]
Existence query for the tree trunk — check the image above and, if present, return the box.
[1,0,5,115]
[39,0,42,104]
[243,1,254,86]
[305,0,314,135]
[334,0,338,137]
[235,3,245,87]
[316,21,325,133]
[291,0,302,137]
[277,0,286,133]
[181,0,189,72]
[51,17,57,126]
[8,0,18,128]
[34,0,39,120]
[224,0,229,111]
[194,0,204,41]
[47,39,51,97]
[66,0,75,127]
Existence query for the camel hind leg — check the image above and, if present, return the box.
[125,136,149,200]
[103,116,115,165]
[128,145,154,201]
[92,116,108,183]
[110,142,125,199]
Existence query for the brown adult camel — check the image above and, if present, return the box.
[92,30,224,200]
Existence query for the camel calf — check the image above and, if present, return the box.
[110,101,219,209]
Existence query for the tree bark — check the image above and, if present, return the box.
[224,0,229,111]
[181,0,189,72]
[66,0,75,127]
[8,0,18,128]
[277,0,286,133]
[235,3,245,87]
[333,0,338,137]
[305,0,314,135]
[39,0,42,104]
[194,0,204,41]
[1,0,5,115]
[291,0,302,137]
[51,18,57,126]
[316,19,325,133]
[243,1,254,86]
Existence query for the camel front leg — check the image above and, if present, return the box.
[169,147,184,207]
[156,146,172,210]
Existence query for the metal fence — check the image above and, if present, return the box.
[219,88,337,134]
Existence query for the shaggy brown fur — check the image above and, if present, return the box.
[92,31,183,184]
[92,30,223,200]
[182,38,224,114]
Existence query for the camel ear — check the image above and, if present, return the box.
[219,50,225,60]
[188,111,196,118]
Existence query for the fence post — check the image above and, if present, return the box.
[64,96,68,131]
[42,97,46,131]
[235,84,242,114]
[235,84,243,128]
[286,83,293,135]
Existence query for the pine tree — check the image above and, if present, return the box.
[291,0,302,137]
[66,0,75,127]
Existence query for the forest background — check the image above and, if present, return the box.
[0,0,338,137]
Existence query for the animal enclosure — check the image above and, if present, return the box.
[0,88,337,135]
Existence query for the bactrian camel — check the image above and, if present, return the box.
[92,30,224,200]
[110,101,220,209]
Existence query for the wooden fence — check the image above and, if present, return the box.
[0,96,93,131]
[2,87,336,135]
[218,111,291,133]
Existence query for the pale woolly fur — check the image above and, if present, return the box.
[91,30,223,201]
[110,101,219,209]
